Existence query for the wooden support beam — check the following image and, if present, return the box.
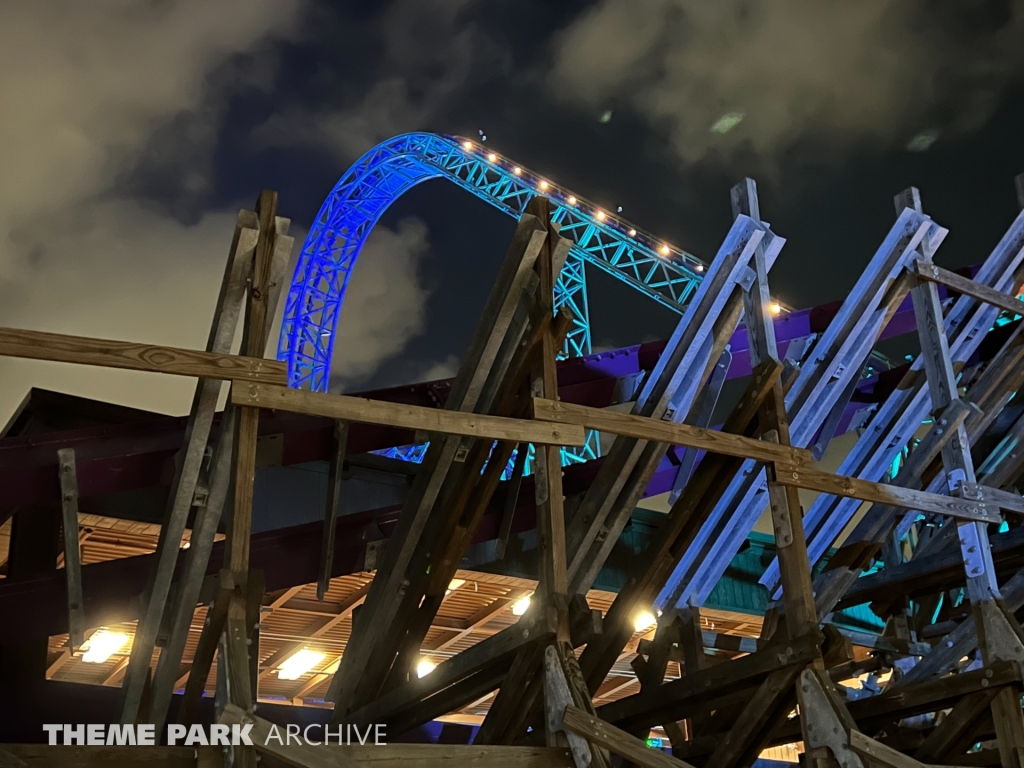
[597,634,820,733]
[560,705,697,768]
[704,665,800,768]
[849,729,934,768]
[218,703,575,767]
[577,359,782,693]
[910,260,1024,319]
[773,462,1001,524]
[179,571,234,726]
[317,421,348,602]
[564,214,775,600]
[233,384,584,447]
[0,326,286,384]
[476,640,547,745]
[56,448,85,650]
[0,745,208,767]
[496,443,528,560]
[531,398,811,466]
[914,689,999,763]
[811,398,974,618]
[123,206,284,728]
[347,609,556,733]
[424,589,531,651]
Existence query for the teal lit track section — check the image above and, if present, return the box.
[278,132,708,466]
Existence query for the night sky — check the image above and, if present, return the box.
[1,0,1023,420]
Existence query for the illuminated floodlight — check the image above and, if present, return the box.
[769,301,782,315]
[633,611,657,633]
[596,211,606,221]
[81,630,129,664]
[567,196,577,205]
[487,152,497,162]
[277,648,326,680]
[695,265,704,273]
[513,166,522,175]
[659,245,671,257]
[511,594,532,616]
[416,658,437,678]
[539,180,549,191]
[461,140,472,150]
[628,229,637,237]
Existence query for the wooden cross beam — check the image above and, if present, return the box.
[909,259,1024,318]
[218,703,576,768]
[560,705,696,768]
[233,383,584,446]
[771,463,1002,524]
[0,326,286,384]
[530,398,810,465]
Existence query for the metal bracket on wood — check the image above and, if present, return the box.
[798,669,865,768]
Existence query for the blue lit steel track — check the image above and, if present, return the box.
[278,132,707,394]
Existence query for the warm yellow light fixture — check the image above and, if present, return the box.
[633,611,657,633]
[417,658,437,678]
[81,630,129,664]
[511,594,532,616]
[277,648,325,680]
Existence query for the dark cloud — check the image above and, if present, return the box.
[0,0,304,419]
[549,0,1024,167]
